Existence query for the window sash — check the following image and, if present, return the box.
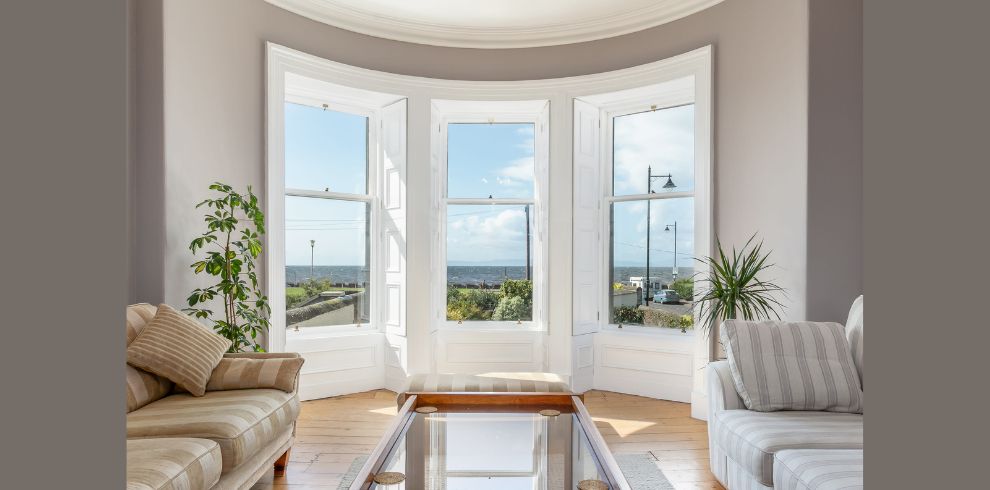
[433,109,548,330]
[601,101,698,332]
[280,98,380,338]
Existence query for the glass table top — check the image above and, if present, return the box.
[371,410,611,489]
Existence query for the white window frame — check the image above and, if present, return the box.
[590,79,711,336]
[431,101,550,331]
[282,95,379,339]
[267,62,406,351]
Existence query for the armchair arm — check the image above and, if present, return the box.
[707,360,745,413]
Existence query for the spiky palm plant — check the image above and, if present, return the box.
[695,235,786,352]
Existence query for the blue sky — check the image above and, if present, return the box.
[283,102,695,269]
[446,123,534,265]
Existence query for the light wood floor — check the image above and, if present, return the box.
[253,390,724,489]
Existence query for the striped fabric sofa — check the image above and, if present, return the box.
[706,296,865,489]
[125,304,302,490]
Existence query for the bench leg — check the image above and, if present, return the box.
[273,448,291,477]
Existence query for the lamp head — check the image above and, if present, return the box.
[664,225,670,232]
[663,176,676,189]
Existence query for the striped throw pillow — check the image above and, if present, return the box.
[203,356,304,393]
[722,320,864,413]
[126,304,231,396]
[126,364,173,412]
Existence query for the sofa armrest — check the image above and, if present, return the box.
[707,360,745,413]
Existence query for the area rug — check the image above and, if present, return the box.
[337,453,673,489]
[336,455,368,489]
[614,452,676,489]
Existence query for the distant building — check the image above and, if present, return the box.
[628,276,663,299]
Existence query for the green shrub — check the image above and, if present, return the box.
[671,278,694,300]
[642,308,682,328]
[499,279,533,302]
[464,288,500,312]
[447,302,486,321]
[613,306,644,324]
[492,296,531,321]
[301,278,334,298]
[286,287,307,309]
[446,286,498,321]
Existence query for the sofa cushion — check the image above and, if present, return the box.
[126,437,222,490]
[722,320,863,413]
[127,304,231,396]
[712,410,863,487]
[127,304,173,412]
[127,389,300,473]
[845,295,864,387]
[774,449,863,490]
[397,372,571,407]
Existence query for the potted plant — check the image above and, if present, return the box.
[695,234,786,360]
[185,182,270,352]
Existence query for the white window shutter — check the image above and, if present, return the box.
[573,98,602,335]
[533,102,550,328]
[382,99,407,336]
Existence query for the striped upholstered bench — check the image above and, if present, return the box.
[397,372,572,407]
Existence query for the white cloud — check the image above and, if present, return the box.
[497,156,534,185]
[612,106,694,195]
[447,207,527,262]
[481,177,488,184]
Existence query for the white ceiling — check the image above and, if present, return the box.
[267,0,724,49]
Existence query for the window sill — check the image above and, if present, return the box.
[285,325,381,342]
[436,321,545,333]
[601,324,697,337]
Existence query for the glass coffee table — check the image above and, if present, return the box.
[349,392,630,490]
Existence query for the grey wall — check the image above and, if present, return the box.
[128,0,165,305]
[807,0,864,321]
[130,0,860,323]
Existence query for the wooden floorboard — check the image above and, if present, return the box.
[251,389,724,490]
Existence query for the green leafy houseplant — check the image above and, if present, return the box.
[186,182,271,352]
[695,235,786,358]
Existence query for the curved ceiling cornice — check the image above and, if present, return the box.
[266,0,724,49]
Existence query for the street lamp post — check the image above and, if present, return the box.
[309,240,315,280]
[665,221,678,281]
[645,166,676,305]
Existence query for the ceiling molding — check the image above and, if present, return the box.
[266,0,724,49]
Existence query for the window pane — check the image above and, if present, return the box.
[446,204,533,322]
[284,196,370,328]
[609,198,694,328]
[612,104,694,196]
[447,123,535,199]
[284,102,368,194]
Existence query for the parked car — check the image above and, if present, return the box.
[654,289,681,304]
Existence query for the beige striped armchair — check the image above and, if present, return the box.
[125,304,302,490]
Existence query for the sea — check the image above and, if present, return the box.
[286,265,691,287]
